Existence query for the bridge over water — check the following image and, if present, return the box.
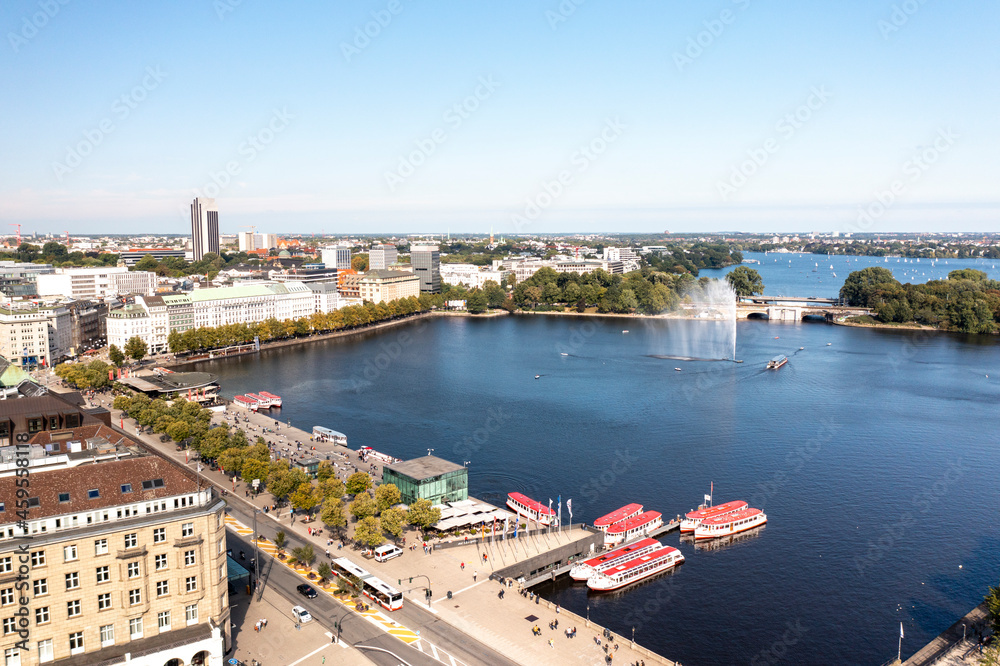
[737,296,872,321]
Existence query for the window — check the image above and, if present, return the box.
[2,618,15,635]
[100,623,114,646]
[58,493,70,503]
[32,579,47,596]
[185,576,197,592]
[30,551,45,567]
[184,550,195,566]
[63,545,77,561]
[153,527,165,543]
[34,607,48,625]
[87,489,100,499]
[4,647,20,666]
[37,638,53,663]
[141,479,164,490]
[97,592,111,610]
[182,522,194,537]
[66,599,81,618]
[0,557,9,574]
[128,588,141,605]
[0,589,11,606]
[69,631,84,653]
[95,565,109,583]
[64,572,79,590]
[94,538,108,555]
[127,562,139,578]
[26,498,39,508]
[27,418,42,434]
[156,580,168,597]
[158,610,171,631]
[129,617,143,639]
[185,603,198,625]
[120,483,132,493]
[124,533,137,548]
[155,554,167,570]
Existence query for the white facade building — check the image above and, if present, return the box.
[0,302,72,366]
[439,264,507,289]
[237,231,256,252]
[497,258,626,283]
[35,267,156,300]
[368,244,398,271]
[321,245,353,270]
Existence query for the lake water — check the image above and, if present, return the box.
[700,251,1000,299]
[192,309,1000,665]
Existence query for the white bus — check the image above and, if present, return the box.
[330,557,403,611]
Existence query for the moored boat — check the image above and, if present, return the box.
[592,503,644,534]
[233,395,258,411]
[767,355,788,370]
[245,392,270,408]
[694,507,767,540]
[679,500,748,533]
[506,492,557,526]
[587,544,684,591]
[604,511,663,546]
[569,537,660,581]
[258,391,282,407]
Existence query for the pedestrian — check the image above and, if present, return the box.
[556,604,560,614]
[460,562,465,571]
[473,570,477,582]
[548,639,554,649]
[499,588,504,599]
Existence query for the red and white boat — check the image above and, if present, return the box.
[604,511,662,546]
[679,500,748,533]
[569,537,659,581]
[587,544,684,591]
[593,503,644,534]
[506,492,557,526]
[233,395,258,411]
[258,391,282,407]
[245,392,270,408]
[694,508,767,540]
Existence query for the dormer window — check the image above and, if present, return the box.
[87,489,100,500]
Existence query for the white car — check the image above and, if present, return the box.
[291,605,312,624]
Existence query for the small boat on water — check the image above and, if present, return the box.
[767,355,788,370]
[258,391,282,407]
[680,500,748,533]
[593,504,644,533]
[233,395,259,411]
[695,507,767,540]
[534,375,540,379]
[587,545,685,591]
[569,537,660,581]
[622,330,629,334]
[507,492,557,526]
[605,511,663,546]
[246,392,270,408]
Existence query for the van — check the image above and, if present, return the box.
[291,605,312,624]
[374,544,403,562]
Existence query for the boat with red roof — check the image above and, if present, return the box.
[233,395,258,411]
[604,511,663,546]
[245,392,270,408]
[694,507,767,540]
[679,500,748,533]
[587,544,685,591]
[506,492,557,526]
[569,537,659,581]
[258,391,282,407]
[593,503,644,534]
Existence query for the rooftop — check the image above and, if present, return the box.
[385,455,466,480]
[118,371,218,394]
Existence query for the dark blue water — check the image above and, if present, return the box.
[700,251,1000,299]
[193,315,1000,665]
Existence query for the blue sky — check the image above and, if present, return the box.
[1,1,997,236]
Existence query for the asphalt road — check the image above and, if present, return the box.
[225,507,520,666]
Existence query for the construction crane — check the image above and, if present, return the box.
[8,224,21,246]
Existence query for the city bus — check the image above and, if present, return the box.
[330,557,403,611]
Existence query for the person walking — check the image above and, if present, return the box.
[473,570,477,582]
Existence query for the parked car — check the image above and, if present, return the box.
[296,584,317,599]
[291,605,312,623]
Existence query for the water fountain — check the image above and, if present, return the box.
[650,280,739,362]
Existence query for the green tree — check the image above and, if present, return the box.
[124,336,148,362]
[274,531,287,553]
[289,482,323,512]
[467,290,488,314]
[291,545,315,567]
[320,499,347,532]
[352,254,368,272]
[165,421,190,444]
[725,266,765,299]
[349,493,376,520]
[354,516,384,548]
[133,254,160,272]
[241,458,270,486]
[839,267,899,306]
[346,472,372,495]
[482,280,506,308]
[316,562,332,584]
[319,477,345,502]
[374,483,401,513]
[986,579,1000,635]
[217,447,247,476]
[108,345,125,367]
[380,506,406,540]
[406,498,442,530]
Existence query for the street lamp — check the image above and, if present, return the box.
[252,509,262,596]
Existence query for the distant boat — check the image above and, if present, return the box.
[622,330,629,334]
[767,355,788,370]
[534,375,540,379]
[827,343,832,346]
[560,353,568,356]
[674,368,682,372]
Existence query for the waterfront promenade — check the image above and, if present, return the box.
[83,388,680,666]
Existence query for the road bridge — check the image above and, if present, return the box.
[736,297,872,322]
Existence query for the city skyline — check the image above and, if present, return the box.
[2,1,998,235]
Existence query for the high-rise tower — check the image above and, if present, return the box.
[190,197,220,260]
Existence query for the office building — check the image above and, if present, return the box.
[368,244,398,271]
[357,271,421,304]
[382,456,468,506]
[237,232,256,253]
[409,244,440,293]
[0,302,72,367]
[320,246,352,271]
[35,267,156,300]
[190,198,220,261]
[439,264,507,289]
[119,249,187,268]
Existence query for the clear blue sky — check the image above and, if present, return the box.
[1,1,997,236]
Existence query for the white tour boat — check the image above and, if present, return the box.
[604,511,662,546]
[233,395,258,411]
[592,503,644,534]
[569,537,660,581]
[587,544,685,591]
[258,391,282,407]
[679,500,748,533]
[694,507,767,540]
[506,492,557,526]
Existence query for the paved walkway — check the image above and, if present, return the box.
[902,602,991,666]
[84,388,679,666]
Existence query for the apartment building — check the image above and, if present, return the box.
[439,264,507,289]
[357,270,421,304]
[0,304,71,368]
[35,268,156,300]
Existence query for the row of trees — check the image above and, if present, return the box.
[840,267,1000,333]
[2,241,119,267]
[509,267,690,314]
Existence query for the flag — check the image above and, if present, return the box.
[900,623,904,639]
[704,494,712,503]
[514,520,518,539]
[567,499,573,521]
[504,516,509,539]
[557,495,562,527]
